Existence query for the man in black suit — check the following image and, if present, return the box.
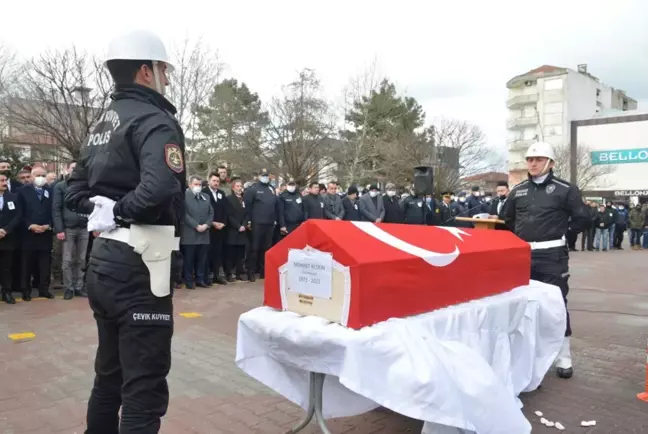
[224,179,248,281]
[489,181,511,231]
[17,166,55,300]
[0,172,21,304]
[0,159,22,193]
[204,171,228,285]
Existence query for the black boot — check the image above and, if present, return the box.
[63,289,74,300]
[2,291,15,304]
[75,288,88,298]
[38,291,55,299]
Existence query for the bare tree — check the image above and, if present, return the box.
[336,59,383,184]
[259,69,337,185]
[166,37,223,173]
[553,143,614,190]
[431,117,502,192]
[0,48,111,161]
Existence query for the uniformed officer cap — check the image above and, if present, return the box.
[369,184,379,191]
[441,191,451,197]
[458,191,466,197]
[471,185,480,192]
[258,168,269,176]
[347,185,359,195]
[287,178,296,185]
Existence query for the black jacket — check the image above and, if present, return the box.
[503,171,590,242]
[383,195,404,223]
[0,190,21,250]
[342,197,361,221]
[18,184,54,251]
[303,194,325,220]
[225,193,248,246]
[243,182,278,225]
[401,196,426,225]
[278,190,305,228]
[65,84,187,238]
[53,179,88,232]
[596,208,615,229]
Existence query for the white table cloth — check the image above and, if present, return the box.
[236,280,566,434]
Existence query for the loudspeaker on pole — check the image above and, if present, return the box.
[413,166,434,196]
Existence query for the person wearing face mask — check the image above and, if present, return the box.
[438,192,454,226]
[323,181,345,221]
[503,142,590,380]
[64,30,187,434]
[450,192,471,228]
[628,203,646,250]
[605,201,618,248]
[612,202,628,249]
[17,167,55,300]
[580,201,598,252]
[401,187,426,225]
[465,185,483,217]
[278,178,305,236]
[180,176,214,289]
[303,181,326,220]
[358,184,385,223]
[423,194,440,225]
[382,183,404,223]
[243,168,278,282]
[481,192,493,213]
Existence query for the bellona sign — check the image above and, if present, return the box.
[590,148,648,165]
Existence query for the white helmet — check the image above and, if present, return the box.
[525,141,555,161]
[104,30,175,73]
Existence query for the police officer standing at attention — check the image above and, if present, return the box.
[278,178,305,236]
[503,142,590,379]
[65,30,185,434]
[243,168,278,282]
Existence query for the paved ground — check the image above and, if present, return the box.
[1,240,647,433]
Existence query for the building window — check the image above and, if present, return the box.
[596,89,601,97]
[622,99,628,110]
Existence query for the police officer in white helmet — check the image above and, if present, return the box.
[503,142,590,379]
[65,29,186,433]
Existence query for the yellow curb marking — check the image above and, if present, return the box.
[8,332,36,341]
[179,312,202,318]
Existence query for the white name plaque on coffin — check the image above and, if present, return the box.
[287,248,333,299]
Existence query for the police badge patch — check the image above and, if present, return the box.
[165,144,184,173]
[546,184,555,194]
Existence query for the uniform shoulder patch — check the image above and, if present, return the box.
[164,144,184,174]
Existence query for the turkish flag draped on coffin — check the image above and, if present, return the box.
[264,220,531,329]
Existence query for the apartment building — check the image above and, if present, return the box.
[506,64,637,185]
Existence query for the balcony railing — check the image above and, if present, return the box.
[507,93,539,108]
[507,115,538,129]
[508,138,534,151]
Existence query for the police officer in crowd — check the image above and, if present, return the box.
[278,178,304,235]
[465,186,483,216]
[503,142,590,379]
[401,190,426,225]
[303,181,326,219]
[243,168,277,282]
[65,30,186,433]
[438,192,454,226]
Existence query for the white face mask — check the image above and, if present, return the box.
[191,186,202,195]
[287,186,296,193]
[473,192,480,197]
[619,206,624,210]
[387,190,396,197]
[450,196,456,201]
[259,176,269,184]
[34,176,46,187]
[485,197,491,203]
[459,197,466,203]
[369,191,378,198]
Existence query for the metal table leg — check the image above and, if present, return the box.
[285,372,332,434]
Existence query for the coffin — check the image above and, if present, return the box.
[264,220,531,329]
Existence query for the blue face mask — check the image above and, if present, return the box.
[425,197,432,204]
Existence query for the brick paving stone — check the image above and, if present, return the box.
[0,243,646,433]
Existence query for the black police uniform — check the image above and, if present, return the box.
[503,171,590,339]
[243,180,278,280]
[278,189,305,234]
[401,195,426,224]
[66,84,186,434]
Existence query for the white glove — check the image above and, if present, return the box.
[88,196,117,233]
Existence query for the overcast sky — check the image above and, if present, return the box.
[2,0,647,160]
